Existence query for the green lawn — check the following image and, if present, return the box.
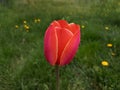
[0,0,120,90]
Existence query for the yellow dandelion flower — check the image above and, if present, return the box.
[23,20,27,24]
[107,43,113,47]
[105,26,109,30]
[24,25,29,29]
[24,24,27,28]
[101,61,109,66]
[37,19,40,22]
[111,52,116,56]
[15,25,19,29]
[25,26,29,30]
[34,19,37,23]
[81,25,85,29]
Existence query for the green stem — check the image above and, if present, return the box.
[56,65,60,90]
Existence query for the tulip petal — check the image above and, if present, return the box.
[51,20,61,28]
[60,31,80,66]
[68,23,80,34]
[57,20,68,28]
[44,25,58,65]
[55,28,73,64]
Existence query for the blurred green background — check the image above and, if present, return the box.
[0,0,120,90]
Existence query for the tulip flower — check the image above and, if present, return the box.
[44,20,80,66]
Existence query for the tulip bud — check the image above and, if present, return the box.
[44,20,80,66]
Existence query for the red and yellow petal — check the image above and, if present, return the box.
[51,20,61,28]
[59,31,80,66]
[57,20,68,28]
[68,23,80,34]
[44,25,58,65]
[55,28,73,64]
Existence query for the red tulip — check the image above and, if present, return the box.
[44,20,80,66]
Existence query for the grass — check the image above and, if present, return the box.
[0,0,120,90]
